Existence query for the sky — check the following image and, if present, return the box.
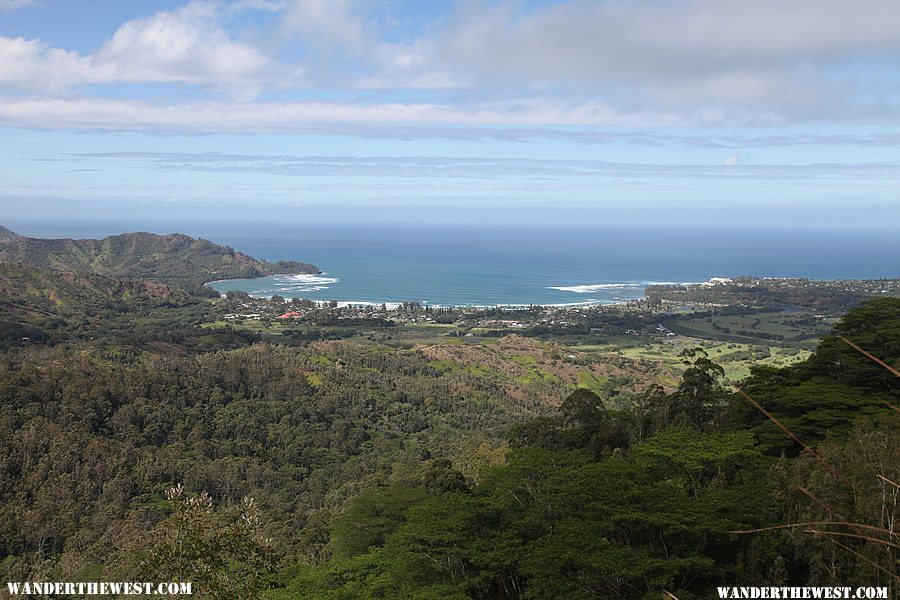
[1,0,900,231]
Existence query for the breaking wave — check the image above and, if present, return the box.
[270,273,339,293]
[547,283,642,294]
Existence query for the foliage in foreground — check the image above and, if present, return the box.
[0,298,896,598]
[140,484,278,600]
[273,299,899,599]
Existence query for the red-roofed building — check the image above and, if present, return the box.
[276,311,302,320]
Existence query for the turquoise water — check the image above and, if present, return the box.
[203,224,900,306]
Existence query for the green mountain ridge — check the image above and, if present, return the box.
[0,225,24,243]
[0,262,191,316]
[0,262,206,346]
[0,226,319,287]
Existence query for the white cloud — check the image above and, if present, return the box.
[0,1,300,96]
[2,0,900,125]
[0,95,713,134]
[4,94,900,137]
[95,1,286,93]
[423,0,900,83]
[0,0,36,12]
[0,36,97,92]
[357,0,900,119]
[225,0,285,14]
[724,155,738,166]
[280,0,369,52]
[67,151,900,182]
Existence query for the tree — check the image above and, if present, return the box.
[142,485,278,600]
[673,347,725,428]
[631,383,669,441]
[330,486,429,560]
[560,388,607,432]
[560,388,630,456]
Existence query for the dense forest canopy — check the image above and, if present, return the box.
[271,299,898,599]
[0,295,895,598]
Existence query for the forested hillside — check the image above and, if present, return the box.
[0,226,319,287]
[0,263,191,315]
[0,298,896,598]
[0,338,552,584]
[274,298,899,599]
[0,263,205,348]
[0,262,234,351]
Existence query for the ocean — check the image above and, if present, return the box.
[10,222,900,307]
[203,224,899,307]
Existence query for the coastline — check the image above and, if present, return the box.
[204,285,631,310]
[208,270,754,308]
[207,273,900,310]
[204,275,743,308]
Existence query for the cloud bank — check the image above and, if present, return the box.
[0,0,899,135]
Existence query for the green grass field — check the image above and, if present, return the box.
[602,339,810,383]
[664,310,830,349]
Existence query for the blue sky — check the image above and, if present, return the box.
[2,0,900,231]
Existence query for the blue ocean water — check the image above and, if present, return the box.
[200,224,900,306]
[9,221,899,306]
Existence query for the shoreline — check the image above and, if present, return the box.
[207,274,900,311]
[206,274,706,309]
[207,274,645,309]
[208,289,638,310]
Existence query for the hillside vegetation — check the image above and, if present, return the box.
[277,298,899,599]
[0,262,191,314]
[0,298,895,598]
[0,262,228,348]
[0,226,319,287]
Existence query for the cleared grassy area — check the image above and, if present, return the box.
[576,371,609,395]
[664,310,830,349]
[621,340,809,383]
[566,337,811,385]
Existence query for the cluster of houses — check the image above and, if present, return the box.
[214,295,675,337]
